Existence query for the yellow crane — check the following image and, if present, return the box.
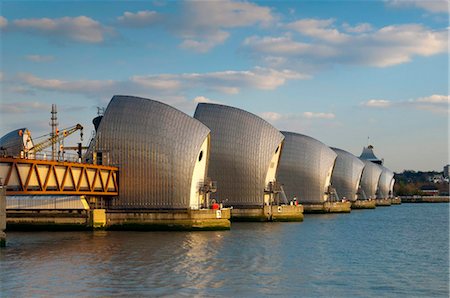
[27,124,84,157]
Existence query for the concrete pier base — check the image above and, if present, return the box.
[391,197,401,205]
[89,209,106,229]
[1,187,7,247]
[6,208,231,231]
[6,210,89,231]
[303,201,351,214]
[231,205,304,222]
[375,198,392,206]
[106,209,231,231]
[351,200,376,209]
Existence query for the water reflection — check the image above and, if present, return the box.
[1,204,448,297]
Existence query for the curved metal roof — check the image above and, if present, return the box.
[95,95,210,209]
[0,128,30,157]
[194,103,284,207]
[277,132,337,204]
[359,160,383,199]
[331,147,365,201]
[378,166,395,199]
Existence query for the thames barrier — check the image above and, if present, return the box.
[0,96,401,233]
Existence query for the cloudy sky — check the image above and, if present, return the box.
[0,0,448,172]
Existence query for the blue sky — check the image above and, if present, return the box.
[0,0,448,172]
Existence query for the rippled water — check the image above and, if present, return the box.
[1,204,448,297]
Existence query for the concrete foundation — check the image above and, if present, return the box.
[106,209,231,231]
[6,208,231,231]
[6,210,89,231]
[391,197,401,205]
[303,201,351,214]
[0,187,6,247]
[375,198,392,206]
[90,209,106,229]
[351,200,376,209]
[231,205,304,222]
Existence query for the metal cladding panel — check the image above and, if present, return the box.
[331,147,365,202]
[389,178,395,195]
[378,166,395,199]
[95,95,210,209]
[360,160,383,199]
[194,103,284,207]
[0,128,27,157]
[277,132,337,204]
[6,196,88,210]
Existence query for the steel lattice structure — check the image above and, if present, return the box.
[0,157,118,196]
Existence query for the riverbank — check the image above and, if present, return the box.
[401,196,450,203]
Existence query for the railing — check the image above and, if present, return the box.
[0,157,118,196]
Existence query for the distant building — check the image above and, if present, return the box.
[420,185,439,196]
[428,175,445,184]
[360,145,383,165]
[444,165,450,178]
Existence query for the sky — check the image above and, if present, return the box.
[0,0,448,172]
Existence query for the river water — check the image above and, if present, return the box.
[1,204,448,297]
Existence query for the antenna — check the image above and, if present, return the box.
[50,104,58,161]
[97,107,105,116]
[367,136,370,146]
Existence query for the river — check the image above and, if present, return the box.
[0,203,448,297]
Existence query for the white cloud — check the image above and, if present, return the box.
[117,10,160,27]
[286,18,349,43]
[0,16,7,29]
[303,112,336,119]
[406,94,449,114]
[16,67,306,98]
[25,55,55,62]
[260,111,336,122]
[260,112,283,122]
[243,21,448,68]
[361,94,449,114]
[0,101,49,114]
[179,30,229,53]
[193,96,221,104]
[12,16,114,43]
[243,34,336,57]
[116,0,275,52]
[342,22,373,33]
[361,99,393,108]
[180,0,273,30]
[415,94,450,103]
[130,75,182,90]
[175,0,274,52]
[17,73,117,96]
[387,0,449,14]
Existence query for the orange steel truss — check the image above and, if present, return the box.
[0,157,118,196]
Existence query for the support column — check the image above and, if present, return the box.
[0,185,6,247]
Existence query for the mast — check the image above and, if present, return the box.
[50,104,58,161]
